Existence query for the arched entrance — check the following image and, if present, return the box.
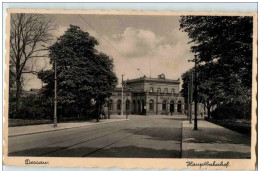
[177,100,182,113]
[149,100,154,111]
[126,99,130,114]
[133,100,136,113]
[162,100,167,113]
[142,100,146,115]
[170,100,174,114]
[137,100,141,114]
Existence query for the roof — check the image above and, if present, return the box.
[125,77,180,85]
[113,87,131,92]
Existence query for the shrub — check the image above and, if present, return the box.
[211,102,251,120]
[9,94,53,120]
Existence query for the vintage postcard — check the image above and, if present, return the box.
[3,9,257,170]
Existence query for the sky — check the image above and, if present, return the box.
[23,14,195,90]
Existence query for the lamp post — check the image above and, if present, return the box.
[121,74,124,116]
[54,58,57,127]
[188,53,198,130]
[194,54,198,130]
[188,72,193,124]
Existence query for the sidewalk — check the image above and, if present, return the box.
[9,118,129,137]
[181,120,251,159]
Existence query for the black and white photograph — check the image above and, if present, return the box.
[4,9,257,169]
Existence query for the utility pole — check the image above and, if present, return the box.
[188,72,191,123]
[156,90,159,115]
[54,59,57,127]
[150,61,151,78]
[194,54,198,130]
[187,73,190,120]
[121,74,124,116]
[189,72,193,124]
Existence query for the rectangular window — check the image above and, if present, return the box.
[171,88,175,93]
[164,88,168,93]
[149,87,153,92]
[157,88,161,93]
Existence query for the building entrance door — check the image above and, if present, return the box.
[177,100,182,113]
[170,101,174,114]
[137,100,141,114]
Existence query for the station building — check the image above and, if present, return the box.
[107,74,185,115]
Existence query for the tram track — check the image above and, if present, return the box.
[40,120,158,157]
[9,122,125,156]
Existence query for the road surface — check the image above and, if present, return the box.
[9,115,183,158]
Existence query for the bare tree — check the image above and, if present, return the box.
[10,13,55,111]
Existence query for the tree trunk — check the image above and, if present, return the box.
[204,104,206,115]
[96,101,100,122]
[15,75,22,112]
[207,106,211,119]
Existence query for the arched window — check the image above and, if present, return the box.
[117,100,121,110]
[164,88,168,93]
[149,100,154,111]
[137,100,141,113]
[177,100,182,112]
[108,99,113,110]
[157,88,161,93]
[133,100,136,113]
[149,87,154,92]
[171,88,175,94]
[170,100,174,112]
[162,100,167,110]
[126,100,130,110]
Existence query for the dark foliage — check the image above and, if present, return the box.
[211,103,251,120]
[38,25,118,120]
[9,94,53,120]
[179,16,253,120]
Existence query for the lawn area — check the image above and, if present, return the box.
[205,118,251,135]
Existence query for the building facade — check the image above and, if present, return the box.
[107,74,185,115]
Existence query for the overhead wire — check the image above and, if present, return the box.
[78,14,143,76]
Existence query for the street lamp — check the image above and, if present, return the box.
[54,58,57,127]
[187,71,193,124]
[188,53,198,130]
[121,74,125,116]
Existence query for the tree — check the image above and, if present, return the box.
[181,64,224,118]
[179,16,253,89]
[196,63,225,117]
[38,25,117,121]
[180,68,193,104]
[179,16,253,119]
[10,13,55,111]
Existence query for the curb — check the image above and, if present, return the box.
[9,119,129,138]
[180,121,183,158]
[181,121,189,158]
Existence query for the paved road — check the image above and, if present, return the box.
[9,115,184,158]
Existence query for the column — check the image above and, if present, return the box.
[181,101,185,114]
[167,102,170,115]
[158,101,161,114]
[146,101,149,114]
[174,102,178,114]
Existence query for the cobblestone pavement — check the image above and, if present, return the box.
[182,120,251,159]
[8,115,185,158]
